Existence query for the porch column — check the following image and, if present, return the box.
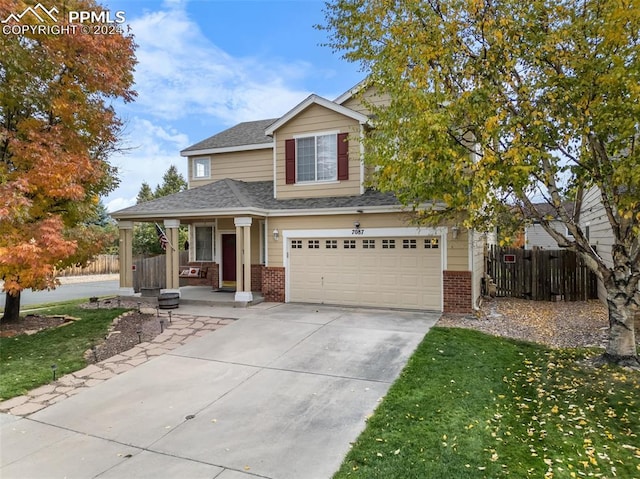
[234,217,253,303]
[164,219,181,294]
[118,221,134,295]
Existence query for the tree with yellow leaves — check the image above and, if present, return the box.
[0,0,136,321]
[322,0,639,366]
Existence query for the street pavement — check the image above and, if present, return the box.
[0,302,440,479]
[0,275,120,309]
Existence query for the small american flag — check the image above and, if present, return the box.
[155,223,169,250]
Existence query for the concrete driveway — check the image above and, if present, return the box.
[0,303,439,479]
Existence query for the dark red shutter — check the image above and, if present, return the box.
[337,133,349,180]
[285,138,295,184]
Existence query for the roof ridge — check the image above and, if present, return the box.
[224,179,253,208]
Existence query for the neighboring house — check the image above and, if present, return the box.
[578,186,616,303]
[523,202,576,250]
[111,82,484,313]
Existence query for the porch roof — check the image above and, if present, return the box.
[111,179,402,221]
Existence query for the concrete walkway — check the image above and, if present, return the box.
[0,303,439,479]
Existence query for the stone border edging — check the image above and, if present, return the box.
[0,313,234,417]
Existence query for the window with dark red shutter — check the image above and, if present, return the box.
[337,133,349,180]
[287,133,346,184]
[285,138,295,184]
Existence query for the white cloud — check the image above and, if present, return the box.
[129,2,312,125]
[105,117,190,212]
[105,0,349,215]
[105,195,137,213]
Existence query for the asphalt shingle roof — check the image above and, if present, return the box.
[181,119,277,153]
[112,179,401,219]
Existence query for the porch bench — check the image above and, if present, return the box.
[179,267,208,278]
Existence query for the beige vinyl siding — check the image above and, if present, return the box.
[217,218,235,230]
[580,186,614,302]
[188,149,273,188]
[274,104,362,199]
[470,230,486,309]
[446,229,470,271]
[340,85,391,115]
[266,213,469,270]
[251,222,262,264]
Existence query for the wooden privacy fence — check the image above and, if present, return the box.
[133,251,189,292]
[486,246,598,301]
[57,254,119,277]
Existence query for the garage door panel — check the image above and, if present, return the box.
[289,236,442,310]
[358,273,378,286]
[400,274,420,287]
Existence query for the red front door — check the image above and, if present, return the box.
[222,234,236,285]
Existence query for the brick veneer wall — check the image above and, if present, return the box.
[251,264,264,292]
[209,263,219,290]
[443,270,472,313]
[262,266,285,302]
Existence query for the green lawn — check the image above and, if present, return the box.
[334,327,640,479]
[0,301,128,400]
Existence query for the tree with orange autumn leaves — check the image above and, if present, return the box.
[0,0,136,321]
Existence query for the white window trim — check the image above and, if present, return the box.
[293,130,340,183]
[292,129,340,139]
[292,180,340,186]
[259,220,266,265]
[192,157,211,179]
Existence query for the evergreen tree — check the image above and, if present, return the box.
[133,166,188,255]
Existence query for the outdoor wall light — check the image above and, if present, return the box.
[354,221,360,229]
[452,225,460,239]
[273,228,279,241]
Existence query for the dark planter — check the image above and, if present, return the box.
[158,292,179,309]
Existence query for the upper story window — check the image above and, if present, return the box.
[193,157,210,179]
[285,132,349,184]
[297,134,337,182]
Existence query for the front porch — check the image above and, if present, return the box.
[116,214,283,306]
[130,286,265,308]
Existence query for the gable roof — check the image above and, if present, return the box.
[180,118,277,156]
[334,77,369,105]
[264,94,370,136]
[111,179,401,220]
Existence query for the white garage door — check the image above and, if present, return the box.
[289,237,442,310]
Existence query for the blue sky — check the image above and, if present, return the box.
[102,0,364,212]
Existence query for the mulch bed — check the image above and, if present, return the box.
[84,310,163,363]
[0,300,164,363]
[0,314,77,338]
[438,297,639,349]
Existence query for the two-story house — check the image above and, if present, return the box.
[111,82,484,313]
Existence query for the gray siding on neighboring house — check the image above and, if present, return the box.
[579,186,615,302]
[470,231,486,308]
[524,220,568,249]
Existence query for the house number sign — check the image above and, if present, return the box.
[351,228,365,235]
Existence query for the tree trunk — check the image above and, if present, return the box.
[2,290,21,323]
[603,289,639,368]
